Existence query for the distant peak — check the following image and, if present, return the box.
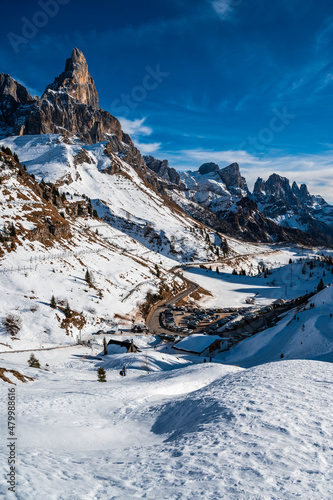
[198,162,219,175]
[218,162,248,191]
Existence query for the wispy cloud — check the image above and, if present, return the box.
[119,117,153,137]
[135,142,161,154]
[119,117,160,155]
[210,0,235,20]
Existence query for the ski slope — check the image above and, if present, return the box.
[0,348,332,499]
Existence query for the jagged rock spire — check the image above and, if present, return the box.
[43,47,100,109]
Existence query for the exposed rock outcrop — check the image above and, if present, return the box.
[198,162,219,176]
[218,163,248,192]
[44,47,100,109]
[144,155,181,186]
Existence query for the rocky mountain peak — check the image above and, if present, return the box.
[299,183,311,202]
[43,47,100,109]
[0,48,125,143]
[198,162,219,175]
[218,162,248,191]
[0,74,34,103]
[144,155,181,186]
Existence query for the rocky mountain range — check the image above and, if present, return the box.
[0,48,332,247]
[143,156,333,245]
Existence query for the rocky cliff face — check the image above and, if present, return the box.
[44,47,100,109]
[252,173,333,244]
[218,162,248,192]
[143,156,181,186]
[0,48,122,144]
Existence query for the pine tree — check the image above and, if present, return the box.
[50,295,56,309]
[93,209,98,218]
[61,192,66,202]
[64,302,72,318]
[97,366,106,382]
[28,354,40,368]
[103,337,108,356]
[10,223,16,238]
[317,278,325,292]
[85,269,91,284]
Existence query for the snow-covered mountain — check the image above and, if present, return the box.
[253,173,333,237]
[144,156,333,246]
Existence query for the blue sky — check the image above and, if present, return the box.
[2,0,333,199]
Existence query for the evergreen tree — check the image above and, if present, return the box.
[317,278,325,292]
[10,223,16,238]
[97,366,106,382]
[64,302,72,319]
[85,269,91,284]
[61,192,66,202]
[93,209,98,217]
[50,295,57,309]
[103,337,108,356]
[28,354,40,368]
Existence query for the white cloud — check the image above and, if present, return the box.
[119,117,153,137]
[135,142,161,155]
[118,117,160,155]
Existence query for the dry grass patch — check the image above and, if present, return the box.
[0,367,34,385]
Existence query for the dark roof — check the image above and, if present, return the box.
[107,339,139,351]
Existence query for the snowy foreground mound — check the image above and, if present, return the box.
[1,357,332,499]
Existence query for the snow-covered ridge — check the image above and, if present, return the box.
[1,134,227,262]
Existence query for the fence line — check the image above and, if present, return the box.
[0,246,109,274]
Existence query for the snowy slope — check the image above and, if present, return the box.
[2,135,223,262]
[0,154,187,349]
[218,284,333,367]
[0,351,332,499]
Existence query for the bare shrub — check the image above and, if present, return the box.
[3,314,22,336]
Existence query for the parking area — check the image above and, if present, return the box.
[161,305,245,336]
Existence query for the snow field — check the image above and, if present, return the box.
[0,353,332,499]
